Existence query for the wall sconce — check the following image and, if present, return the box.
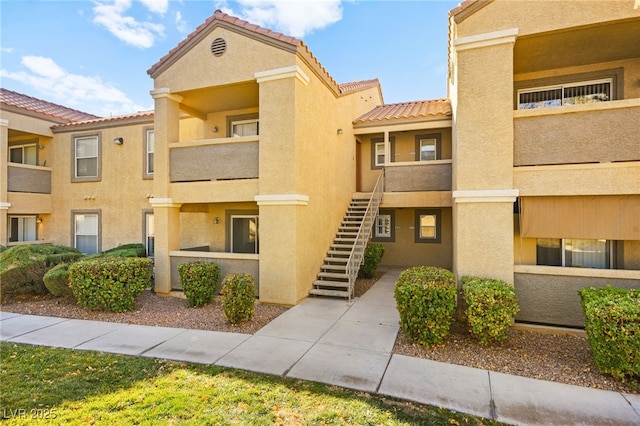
[214,217,220,224]
[35,216,43,224]
[337,128,343,135]
[113,137,124,145]
[212,126,219,133]
[38,144,45,149]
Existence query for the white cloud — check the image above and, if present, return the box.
[92,0,165,48]
[139,0,169,15]
[175,10,188,33]
[0,55,148,116]
[1,47,15,54]
[217,0,344,38]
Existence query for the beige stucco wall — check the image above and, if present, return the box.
[455,1,637,38]
[154,27,295,91]
[49,122,154,251]
[377,207,453,269]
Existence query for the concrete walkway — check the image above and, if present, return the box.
[1,269,639,425]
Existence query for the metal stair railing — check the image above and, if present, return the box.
[345,170,384,300]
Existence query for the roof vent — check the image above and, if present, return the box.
[211,38,227,57]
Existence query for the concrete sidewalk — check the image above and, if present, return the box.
[1,269,639,425]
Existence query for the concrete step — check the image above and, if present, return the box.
[322,264,347,272]
[309,288,350,298]
[324,256,348,263]
[318,272,349,280]
[313,279,350,289]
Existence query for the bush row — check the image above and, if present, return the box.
[394,266,520,348]
[579,286,639,381]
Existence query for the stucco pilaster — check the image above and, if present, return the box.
[149,198,182,294]
[150,88,182,197]
[0,119,9,245]
[451,29,518,284]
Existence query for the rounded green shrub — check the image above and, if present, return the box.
[69,257,153,312]
[43,263,73,297]
[462,276,519,346]
[0,244,82,300]
[88,243,147,259]
[178,261,221,308]
[580,286,640,381]
[221,273,256,325]
[394,266,457,347]
[358,243,385,279]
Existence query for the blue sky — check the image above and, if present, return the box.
[1,0,458,117]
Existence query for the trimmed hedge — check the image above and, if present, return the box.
[221,273,256,325]
[0,244,82,299]
[358,243,385,279]
[88,243,147,259]
[43,263,73,297]
[579,286,640,381]
[69,257,153,312]
[178,261,221,308]
[394,266,457,347]
[462,276,519,346]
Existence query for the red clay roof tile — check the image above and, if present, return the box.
[353,99,451,124]
[0,88,100,123]
[52,110,154,131]
[339,79,380,95]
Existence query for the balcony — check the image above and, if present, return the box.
[7,163,52,194]
[384,160,452,192]
[170,136,259,183]
[514,99,640,166]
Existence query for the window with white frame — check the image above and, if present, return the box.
[74,135,99,178]
[419,138,437,161]
[375,214,391,238]
[9,144,37,165]
[74,213,99,254]
[145,212,154,257]
[518,79,612,110]
[415,209,441,243]
[231,215,259,254]
[146,129,154,175]
[536,238,612,269]
[375,142,385,166]
[8,216,37,242]
[231,119,259,137]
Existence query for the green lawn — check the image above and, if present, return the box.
[0,342,501,425]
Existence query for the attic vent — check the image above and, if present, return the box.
[211,38,227,57]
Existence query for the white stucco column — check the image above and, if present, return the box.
[451,29,519,284]
[0,119,10,246]
[150,89,183,294]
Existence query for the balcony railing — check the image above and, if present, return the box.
[170,136,259,183]
[514,99,640,166]
[7,164,52,194]
[384,160,452,192]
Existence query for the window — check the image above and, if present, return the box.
[419,139,437,161]
[373,210,395,242]
[518,79,611,110]
[231,119,259,137]
[74,135,99,179]
[415,209,441,243]
[8,216,37,242]
[536,238,612,269]
[231,215,259,254]
[9,144,37,165]
[146,129,154,175]
[145,212,155,257]
[375,142,385,166]
[74,212,99,254]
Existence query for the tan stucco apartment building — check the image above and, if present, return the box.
[2,1,639,327]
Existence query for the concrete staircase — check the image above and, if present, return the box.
[310,196,372,299]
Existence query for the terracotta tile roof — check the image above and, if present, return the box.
[52,110,154,131]
[148,9,342,95]
[0,88,100,123]
[353,99,451,125]
[339,79,380,95]
[449,0,492,22]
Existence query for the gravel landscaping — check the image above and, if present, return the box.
[2,273,637,395]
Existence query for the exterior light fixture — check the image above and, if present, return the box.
[35,216,43,224]
[337,128,343,135]
[214,217,220,224]
[113,137,124,145]
[212,126,219,133]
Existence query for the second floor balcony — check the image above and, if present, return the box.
[7,163,52,194]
